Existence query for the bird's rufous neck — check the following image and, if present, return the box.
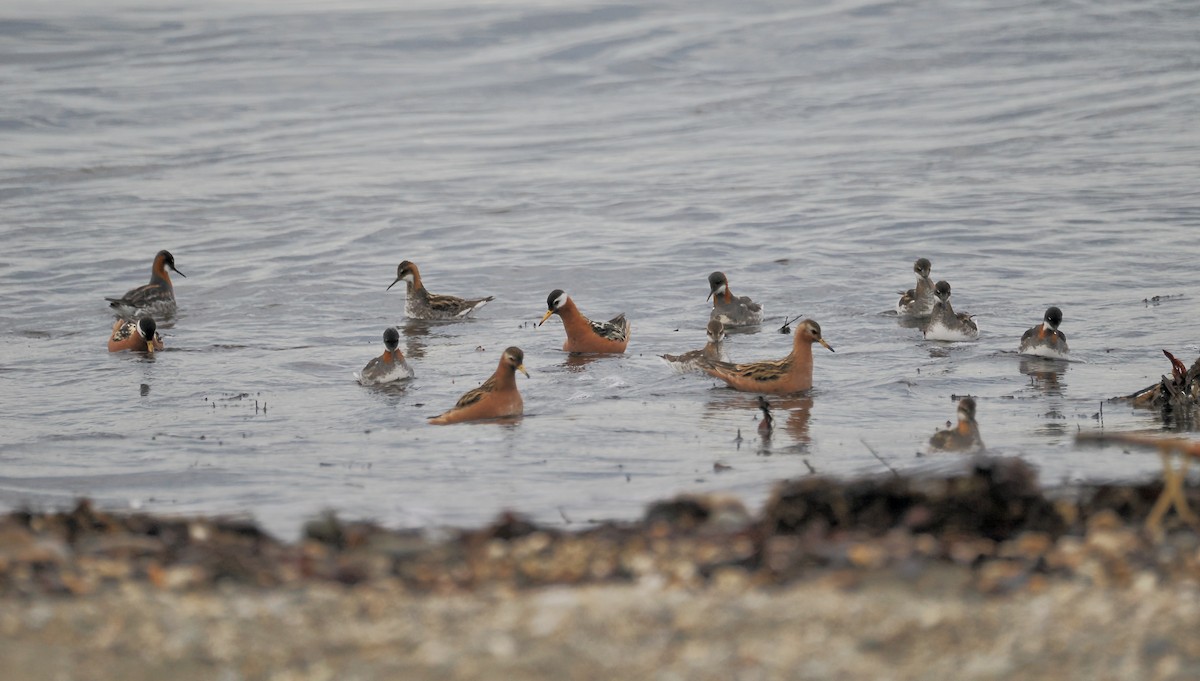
[789,332,815,371]
[557,298,594,339]
[408,269,424,293]
[151,260,173,289]
[492,360,518,391]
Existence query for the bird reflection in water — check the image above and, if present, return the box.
[705,393,813,454]
[562,353,609,371]
[1019,356,1069,396]
[400,319,433,359]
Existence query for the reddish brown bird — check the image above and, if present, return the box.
[107,317,163,354]
[538,289,629,354]
[698,319,833,394]
[429,347,529,425]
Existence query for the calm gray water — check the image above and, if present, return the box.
[2,0,1198,538]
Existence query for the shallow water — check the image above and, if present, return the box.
[2,0,1198,538]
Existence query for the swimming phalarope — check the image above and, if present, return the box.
[896,258,934,318]
[1018,306,1068,359]
[538,289,630,354]
[928,397,984,453]
[708,271,764,327]
[661,319,728,372]
[387,261,493,320]
[355,327,415,385]
[429,347,529,425]
[105,250,185,319]
[107,317,163,353]
[923,281,979,341]
[697,319,833,394]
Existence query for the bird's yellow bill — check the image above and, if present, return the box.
[537,309,555,326]
[819,338,835,352]
[517,364,530,378]
[146,343,155,354]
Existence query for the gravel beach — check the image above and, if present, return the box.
[3,457,1200,680]
[3,574,1199,680]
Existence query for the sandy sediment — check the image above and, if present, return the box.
[2,457,1200,680]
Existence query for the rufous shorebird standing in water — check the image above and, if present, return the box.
[107,317,164,353]
[697,319,833,394]
[429,347,529,425]
[538,289,629,353]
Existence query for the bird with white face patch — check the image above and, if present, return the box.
[922,281,979,341]
[387,260,493,320]
[105,250,185,320]
[1019,306,1069,359]
[707,271,764,327]
[538,289,630,354]
[107,316,164,353]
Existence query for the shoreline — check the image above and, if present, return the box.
[3,457,1200,679]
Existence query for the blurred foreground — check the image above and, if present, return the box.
[2,458,1199,679]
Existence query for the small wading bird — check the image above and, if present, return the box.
[923,281,979,341]
[896,258,934,318]
[697,319,833,395]
[387,261,493,320]
[707,271,764,327]
[538,289,630,353]
[107,317,163,353]
[928,397,984,453]
[1019,306,1069,358]
[106,250,185,319]
[661,319,728,371]
[429,347,529,425]
[355,327,414,385]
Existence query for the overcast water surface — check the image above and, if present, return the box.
[1,0,1198,537]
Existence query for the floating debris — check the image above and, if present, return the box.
[1142,293,1184,306]
[777,314,803,335]
[1119,350,1200,427]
